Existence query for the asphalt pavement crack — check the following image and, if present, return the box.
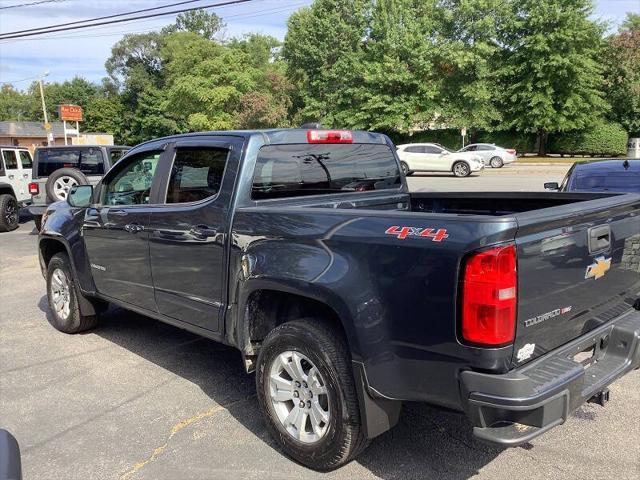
[119,394,255,480]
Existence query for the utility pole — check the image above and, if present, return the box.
[38,70,52,145]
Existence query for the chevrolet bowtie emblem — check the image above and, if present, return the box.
[585,256,611,280]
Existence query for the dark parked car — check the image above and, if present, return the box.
[38,128,640,470]
[545,159,640,193]
[28,145,129,230]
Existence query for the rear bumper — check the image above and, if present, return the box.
[27,205,46,215]
[460,308,640,446]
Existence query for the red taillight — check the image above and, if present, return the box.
[461,244,517,346]
[28,182,39,195]
[307,130,353,143]
[506,149,516,155]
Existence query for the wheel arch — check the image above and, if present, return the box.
[234,280,361,371]
[0,183,16,198]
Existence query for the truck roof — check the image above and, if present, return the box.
[133,129,390,149]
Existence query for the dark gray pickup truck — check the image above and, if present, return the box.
[38,128,640,470]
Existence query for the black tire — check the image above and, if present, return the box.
[256,319,368,471]
[33,215,43,232]
[452,161,471,177]
[46,252,98,333]
[400,161,413,176]
[0,194,19,232]
[45,168,88,203]
[489,156,504,168]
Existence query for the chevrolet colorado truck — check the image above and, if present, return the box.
[38,129,640,470]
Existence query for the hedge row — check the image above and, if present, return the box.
[548,122,628,156]
[388,122,628,156]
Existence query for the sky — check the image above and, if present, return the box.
[0,0,638,88]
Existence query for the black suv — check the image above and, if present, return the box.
[28,145,128,229]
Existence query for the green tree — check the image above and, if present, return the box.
[497,0,608,154]
[603,14,640,134]
[162,9,224,40]
[0,84,36,121]
[620,12,640,32]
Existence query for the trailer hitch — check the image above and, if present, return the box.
[587,388,610,407]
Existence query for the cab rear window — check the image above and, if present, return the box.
[252,144,401,200]
[36,148,105,176]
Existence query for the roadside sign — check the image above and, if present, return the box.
[43,122,51,130]
[461,127,467,137]
[58,104,83,122]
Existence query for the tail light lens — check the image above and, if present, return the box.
[307,130,353,143]
[28,182,39,195]
[461,244,517,346]
[506,149,516,155]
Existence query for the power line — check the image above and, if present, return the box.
[0,0,254,39]
[0,75,39,84]
[0,0,208,37]
[0,1,307,43]
[0,0,68,10]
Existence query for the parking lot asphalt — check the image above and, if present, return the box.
[1,163,639,480]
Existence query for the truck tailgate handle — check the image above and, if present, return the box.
[588,225,611,253]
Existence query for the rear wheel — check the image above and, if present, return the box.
[0,194,19,232]
[46,252,99,333]
[400,161,413,176]
[452,161,471,177]
[490,156,504,168]
[256,319,368,471]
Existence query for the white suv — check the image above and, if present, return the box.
[396,143,484,177]
[0,146,33,232]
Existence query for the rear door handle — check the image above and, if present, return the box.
[124,223,144,233]
[23,173,29,178]
[109,209,128,216]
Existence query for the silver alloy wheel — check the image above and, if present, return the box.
[490,157,503,168]
[453,163,469,177]
[50,268,71,320]
[53,176,78,200]
[400,162,409,175]
[269,351,330,444]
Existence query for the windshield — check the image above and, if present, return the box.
[252,143,401,200]
[571,173,640,193]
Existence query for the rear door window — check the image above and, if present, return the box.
[404,146,424,153]
[79,149,105,175]
[18,151,32,169]
[165,147,228,203]
[252,143,401,200]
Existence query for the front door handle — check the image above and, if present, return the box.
[8,174,14,179]
[189,224,218,239]
[23,173,29,178]
[124,223,144,233]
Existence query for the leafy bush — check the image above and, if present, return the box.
[387,129,535,153]
[549,122,628,156]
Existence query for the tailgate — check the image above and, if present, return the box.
[512,193,640,367]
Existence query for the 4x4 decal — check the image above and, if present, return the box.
[385,226,449,242]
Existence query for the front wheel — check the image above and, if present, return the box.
[490,156,504,168]
[0,194,19,232]
[452,161,471,177]
[46,252,98,333]
[256,319,368,471]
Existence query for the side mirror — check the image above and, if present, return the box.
[68,185,93,207]
[544,182,560,191]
